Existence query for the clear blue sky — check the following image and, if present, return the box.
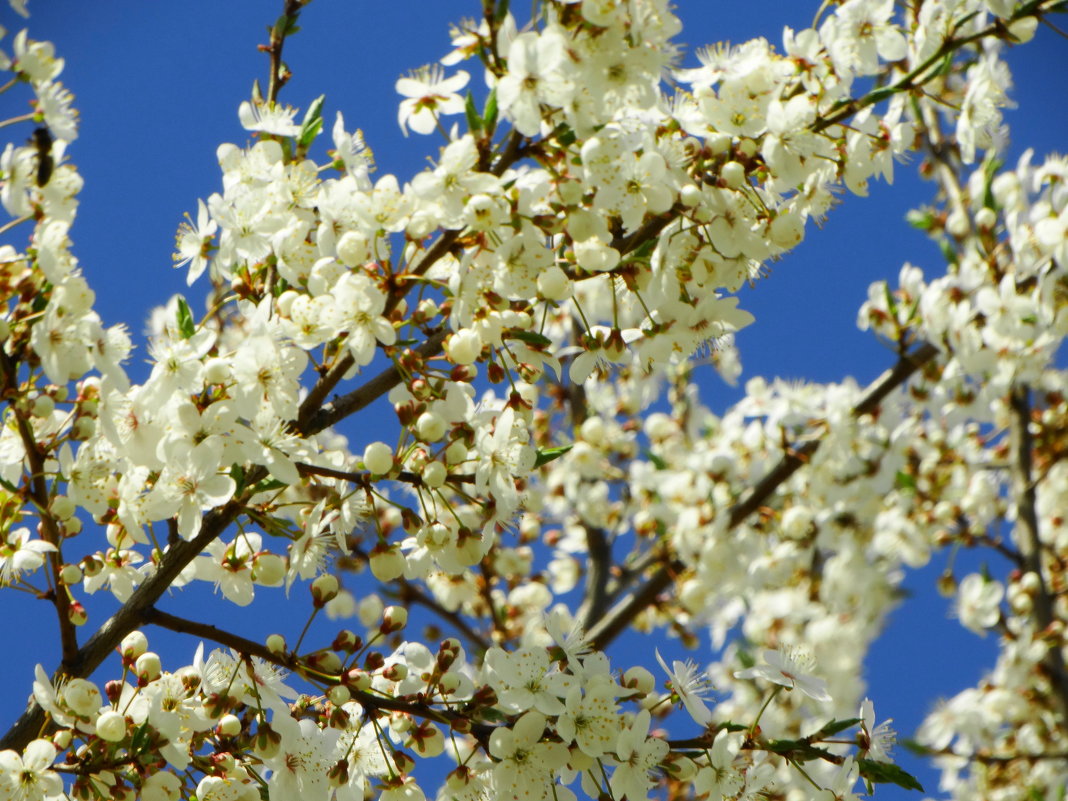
[4,2,1067,797]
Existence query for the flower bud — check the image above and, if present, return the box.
[266,634,286,655]
[53,730,72,750]
[253,723,282,758]
[391,751,416,774]
[120,631,148,662]
[381,605,408,634]
[95,710,127,742]
[363,441,394,475]
[537,264,571,301]
[721,161,746,189]
[422,460,447,489]
[343,669,373,692]
[311,574,340,606]
[445,329,482,366]
[253,552,286,586]
[216,713,242,737]
[68,601,88,626]
[415,411,446,442]
[50,495,76,520]
[203,357,232,385]
[369,544,406,582]
[60,563,83,585]
[328,684,351,706]
[623,666,655,696]
[135,652,162,683]
[383,662,408,682]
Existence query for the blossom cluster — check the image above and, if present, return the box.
[1,0,1065,800]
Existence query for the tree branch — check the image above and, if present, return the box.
[1007,387,1068,724]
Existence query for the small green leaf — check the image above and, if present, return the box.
[905,208,936,231]
[507,330,552,347]
[465,92,482,135]
[249,478,288,495]
[812,717,862,739]
[230,464,245,493]
[534,444,572,468]
[298,94,325,148]
[176,296,196,339]
[645,450,667,470]
[130,722,152,752]
[494,0,510,24]
[894,471,916,491]
[482,88,498,135]
[858,759,925,792]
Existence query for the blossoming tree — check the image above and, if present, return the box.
[1,0,1066,800]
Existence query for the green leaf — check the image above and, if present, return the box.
[482,88,498,135]
[905,208,936,231]
[175,296,196,339]
[764,739,835,762]
[229,464,245,493]
[858,759,925,792]
[249,477,288,495]
[494,0,510,24]
[644,450,667,470]
[465,92,482,135]
[506,329,552,347]
[811,717,862,739]
[534,444,572,468]
[894,471,916,491]
[298,94,325,148]
[130,722,152,752]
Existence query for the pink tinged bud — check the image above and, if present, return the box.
[68,601,88,626]
[216,714,242,737]
[344,669,373,692]
[381,605,408,633]
[382,662,408,682]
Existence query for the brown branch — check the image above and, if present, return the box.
[0,483,260,752]
[1007,387,1068,724]
[391,580,493,655]
[0,350,78,664]
[299,329,449,435]
[264,0,306,105]
[587,341,940,650]
[142,606,491,734]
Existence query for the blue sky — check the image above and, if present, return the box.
[4,1,1067,796]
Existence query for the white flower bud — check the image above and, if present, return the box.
[415,411,446,442]
[217,713,242,737]
[328,685,351,705]
[60,563,83,585]
[363,441,394,474]
[32,394,55,418]
[96,710,127,742]
[50,495,76,520]
[253,553,286,586]
[381,605,408,632]
[121,631,148,660]
[369,544,406,582]
[623,666,655,695]
[135,652,162,682]
[311,573,340,605]
[446,329,482,365]
[422,460,447,489]
[721,161,746,189]
[266,634,286,655]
